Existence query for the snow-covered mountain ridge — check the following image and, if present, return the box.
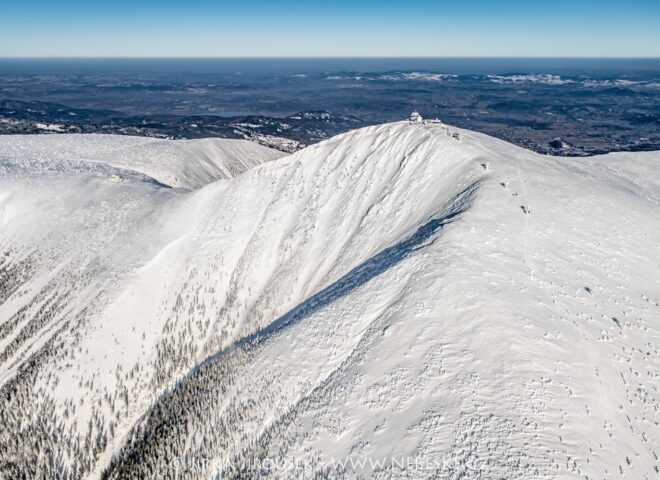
[0,123,659,479]
[0,134,284,189]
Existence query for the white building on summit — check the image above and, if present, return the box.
[409,111,423,124]
[410,111,443,126]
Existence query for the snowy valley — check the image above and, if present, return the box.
[0,122,659,479]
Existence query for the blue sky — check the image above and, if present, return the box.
[1,0,658,57]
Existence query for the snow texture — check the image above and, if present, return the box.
[0,123,659,479]
[0,133,284,189]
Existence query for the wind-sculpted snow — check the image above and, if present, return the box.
[0,134,284,189]
[1,124,660,479]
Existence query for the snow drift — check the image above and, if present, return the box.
[0,134,284,189]
[0,124,659,479]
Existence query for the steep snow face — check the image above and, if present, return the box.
[1,124,659,480]
[0,134,282,478]
[0,134,284,189]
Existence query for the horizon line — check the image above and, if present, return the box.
[1,55,659,60]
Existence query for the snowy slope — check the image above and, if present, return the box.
[0,124,659,480]
[0,134,284,189]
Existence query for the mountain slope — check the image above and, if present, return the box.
[0,134,285,189]
[0,124,659,479]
